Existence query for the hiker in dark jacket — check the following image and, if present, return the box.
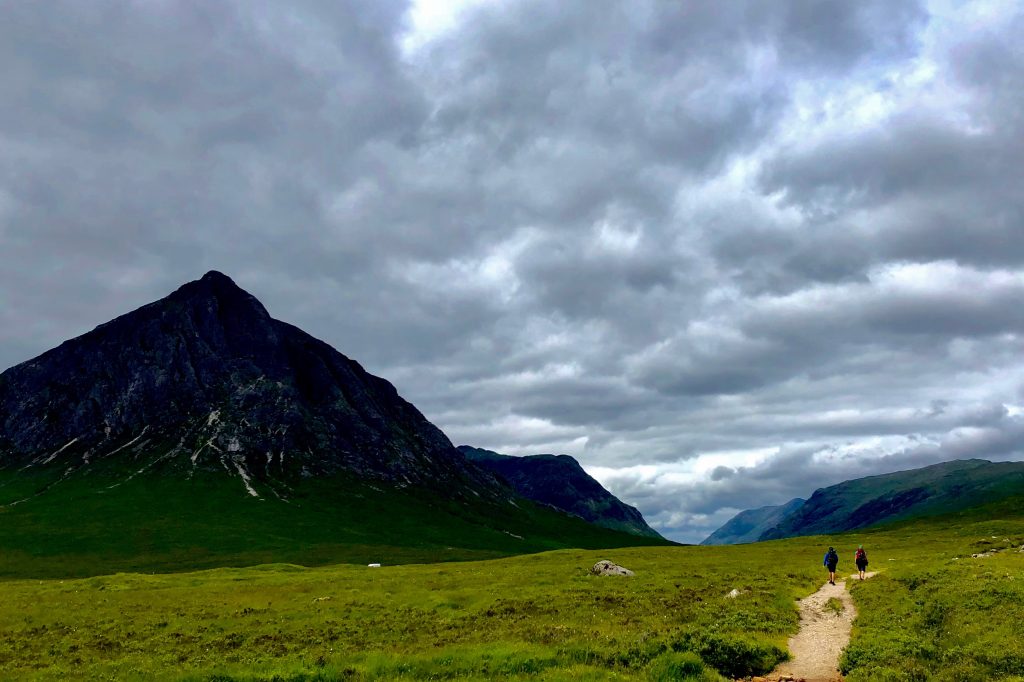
[823,546,839,585]
[854,545,869,580]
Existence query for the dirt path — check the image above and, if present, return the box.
[759,572,876,682]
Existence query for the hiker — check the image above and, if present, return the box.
[823,546,839,585]
[855,545,868,580]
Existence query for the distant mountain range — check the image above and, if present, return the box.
[701,497,805,545]
[458,446,663,539]
[0,272,668,577]
[704,459,1024,544]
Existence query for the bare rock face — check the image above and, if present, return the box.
[591,560,634,577]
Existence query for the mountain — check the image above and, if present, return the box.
[0,272,669,577]
[704,459,1024,544]
[759,459,1024,540]
[458,446,663,539]
[701,498,805,545]
[0,271,498,492]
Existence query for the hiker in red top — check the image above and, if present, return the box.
[854,545,868,580]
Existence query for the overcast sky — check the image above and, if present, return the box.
[2,1,1023,542]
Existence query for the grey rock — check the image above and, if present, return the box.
[590,560,634,577]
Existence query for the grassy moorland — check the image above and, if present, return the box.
[0,540,820,682]
[1,500,1023,681]
[840,496,1024,682]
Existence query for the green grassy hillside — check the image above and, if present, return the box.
[0,455,669,580]
[2,497,1023,680]
[760,458,1024,541]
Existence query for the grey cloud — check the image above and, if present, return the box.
[757,14,1024,273]
[759,120,1024,270]
[889,416,1024,465]
[515,231,682,323]
[629,261,1024,401]
[709,466,735,481]
[504,378,658,429]
[772,1,926,70]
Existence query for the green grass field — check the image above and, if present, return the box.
[0,458,670,579]
[1,498,1023,680]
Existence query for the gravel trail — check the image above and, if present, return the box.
[758,572,876,682]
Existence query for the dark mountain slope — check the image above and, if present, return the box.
[0,271,496,494]
[459,446,663,539]
[758,459,1024,541]
[701,498,805,545]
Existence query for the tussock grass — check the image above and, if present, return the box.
[824,597,845,615]
[0,541,821,680]
[838,496,1024,681]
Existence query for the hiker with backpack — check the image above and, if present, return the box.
[855,545,869,580]
[823,546,839,585]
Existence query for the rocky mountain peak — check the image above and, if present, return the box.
[0,273,502,501]
[173,270,268,314]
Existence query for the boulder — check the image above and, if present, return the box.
[591,560,634,577]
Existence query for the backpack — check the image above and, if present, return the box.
[825,549,838,566]
[856,548,867,563]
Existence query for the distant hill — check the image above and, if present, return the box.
[701,498,805,545]
[0,272,670,577]
[760,459,1024,540]
[705,459,1024,544]
[458,446,663,539]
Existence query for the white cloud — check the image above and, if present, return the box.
[401,0,495,56]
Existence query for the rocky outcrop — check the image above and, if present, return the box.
[591,560,634,576]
